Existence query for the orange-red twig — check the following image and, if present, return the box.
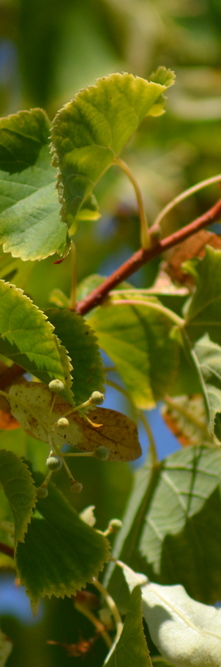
[76,198,221,316]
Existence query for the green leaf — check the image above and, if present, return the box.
[46,308,104,405]
[0,449,36,549]
[89,298,179,409]
[0,280,73,401]
[16,472,109,608]
[193,335,221,441]
[142,582,221,666]
[0,108,69,261]
[51,69,175,228]
[184,247,221,345]
[108,446,221,603]
[0,108,50,173]
[105,586,152,667]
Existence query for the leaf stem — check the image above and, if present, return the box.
[114,157,151,249]
[74,600,112,648]
[76,198,221,316]
[151,173,221,232]
[69,241,77,310]
[138,411,158,466]
[112,298,184,328]
[92,577,123,643]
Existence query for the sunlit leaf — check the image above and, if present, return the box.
[0,280,73,402]
[0,109,69,260]
[0,449,36,549]
[7,379,141,462]
[0,108,50,173]
[16,472,109,609]
[90,297,179,409]
[105,586,152,667]
[51,69,175,228]
[46,308,104,405]
[108,446,221,603]
[142,582,221,666]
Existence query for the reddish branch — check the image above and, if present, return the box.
[0,541,14,559]
[76,198,221,315]
[1,198,221,390]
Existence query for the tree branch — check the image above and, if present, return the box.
[76,198,221,316]
[0,541,14,559]
[2,199,221,390]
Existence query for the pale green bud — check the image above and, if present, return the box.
[56,417,69,429]
[46,455,63,471]
[95,446,110,461]
[71,480,83,494]
[109,519,122,532]
[89,391,104,405]
[48,379,65,394]
[37,486,48,499]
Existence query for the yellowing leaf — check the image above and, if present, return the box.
[7,380,141,462]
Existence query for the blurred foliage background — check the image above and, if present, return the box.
[0,0,221,665]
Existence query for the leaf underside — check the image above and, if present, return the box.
[8,379,141,462]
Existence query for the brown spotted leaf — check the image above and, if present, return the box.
[7,380,141,462]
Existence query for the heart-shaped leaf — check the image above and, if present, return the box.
[51,69,174,228]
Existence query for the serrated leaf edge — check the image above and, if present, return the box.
[0,280,74,400]
[0,449,37,551]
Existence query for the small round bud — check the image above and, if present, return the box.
[37,486,48,498]
[71,480,83,494]
[89,391,104,405]
[95,446,110,461]
[46,455,63,471]
[109,518,122,532]
[48,379,65,394]
[56,417,69,429]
